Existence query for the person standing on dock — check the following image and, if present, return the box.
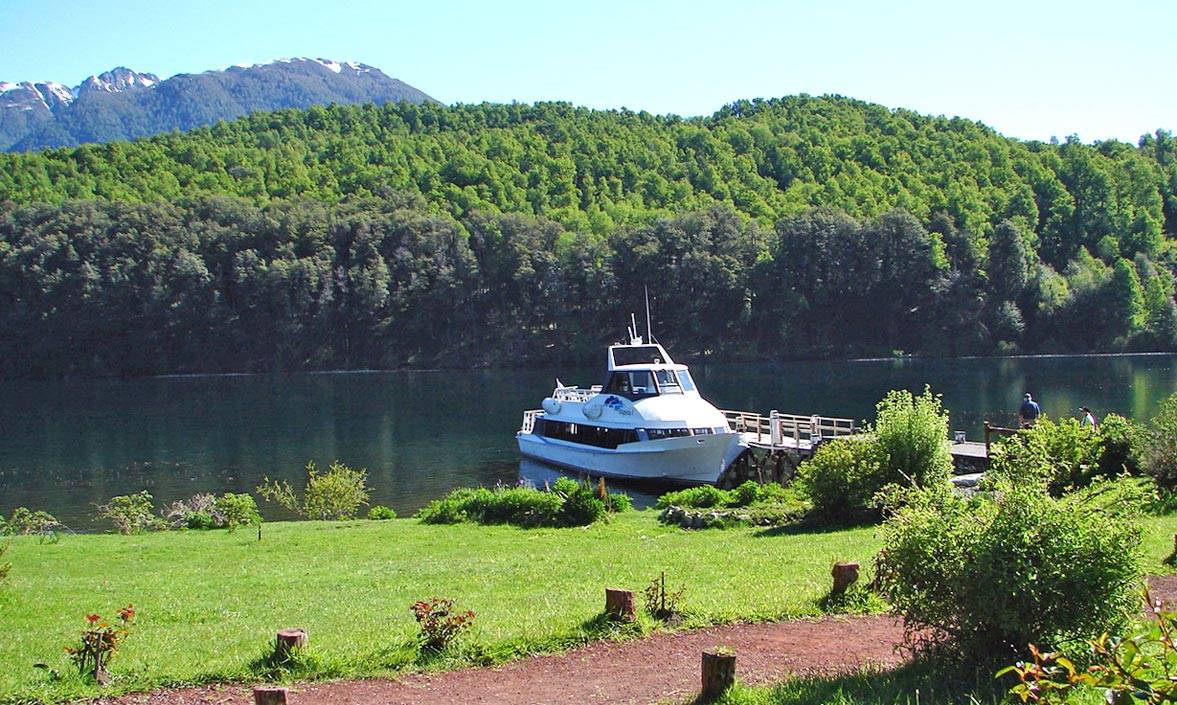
[1080,406,1098,430]
[1018,393,1041,428]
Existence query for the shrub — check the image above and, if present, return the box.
[558,485,606,526]
[657,485,727,509]
[872,387,954,486]
[162,492,261,531]
[644,572,686,621]
[4,507,62,541]
[258,460,370,520]
[878,481,1143,660]
[1001,600,1177,704]
[987,418,1102,494]
[1094,413,1144,478]
[99,491,164,534]
[798,437,883,518]
[798,388,953,520]
[367,505,397,520]
[1145,392,1177,489]
[416,480,626,527]
[410,598,474,652]
[215,493,262,531]
[64,605,135,683]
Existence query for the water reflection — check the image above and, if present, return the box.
[0,354,1173,529]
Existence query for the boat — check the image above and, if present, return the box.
[516,319,746,484]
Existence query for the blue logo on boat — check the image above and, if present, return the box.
[604,395,625,410]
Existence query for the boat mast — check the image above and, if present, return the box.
[644,285,653,342]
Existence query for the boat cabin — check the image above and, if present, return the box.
[603,342,698,400]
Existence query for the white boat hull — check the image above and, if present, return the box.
[516,431,744,484]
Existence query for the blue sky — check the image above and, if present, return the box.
[2,0,1174,143]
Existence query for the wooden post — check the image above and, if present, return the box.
[253,686,288,705]
[1172,533,1176,556]
[984,422,991,456]
[831,562,860,594]
[701,650,736,699]
[604,588,636,621]
[274,628,307,661]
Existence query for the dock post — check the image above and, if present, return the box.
[984,422,991,456]
[770,410,781,447]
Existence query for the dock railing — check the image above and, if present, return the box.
[983,421,1020,455]
[723,410,858,448]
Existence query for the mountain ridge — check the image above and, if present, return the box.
[0,58,434,151]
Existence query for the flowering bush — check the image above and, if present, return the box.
[410,598,474,651]
[258,460,369,520]
[99,491,164,534]
[64,605,136,683]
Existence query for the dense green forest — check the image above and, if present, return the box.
[1,96,1174,377]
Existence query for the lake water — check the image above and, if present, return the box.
[1,354,1174,529]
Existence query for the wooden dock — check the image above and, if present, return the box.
[716,409,992,486]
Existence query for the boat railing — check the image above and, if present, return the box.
[520,409,543,434]
[723,410,858,448]
[552,386,601,402]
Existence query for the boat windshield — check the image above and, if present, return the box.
[676,370,696,392]
[605,370,658,399]
[654,369,682,394]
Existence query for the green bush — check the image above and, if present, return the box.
[1145,392,1177,490]
[797,388,952,520]
[798,437,883,519]
[99,491,165,534]
[872,387,954,486]
[558,486,606,526]
[416,480,626,528]
[163,492,261,531]
[367,505,397,520]
[656,485,727,509]
[0,540,10,586]
[3,507,62,539]
[215,493,262,531]
[1094,413,1145,478]
[258,460,370,520]
[987,418,1102,494]
[878,481,1143,660]
[657,480,798,510]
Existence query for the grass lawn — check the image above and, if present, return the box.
[2,511,1175,704]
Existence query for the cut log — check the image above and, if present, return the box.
[253,686,288,705]
[274,628,307,661]
[831,562,860,594]
[701,650,736,699]
[604,588,636,622]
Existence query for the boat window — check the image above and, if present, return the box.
[676,370,697,392]
[537,420,638,448]
[645,428,692,440]
[612,345,664,366]
[606,370,657,399]
[654,369,681,394]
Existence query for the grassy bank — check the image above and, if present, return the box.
[2,511,1176,703]
[0,511,877,702]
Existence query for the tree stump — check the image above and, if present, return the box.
[253,686,288,705]
[701,650,736,699]
[604,588,636,621]
[274,628,307,661]
[831,562,860,594]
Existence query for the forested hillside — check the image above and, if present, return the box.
[1,96,1174,377]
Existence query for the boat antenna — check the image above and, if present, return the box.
[629,313,639,343]
[644,285,652,342]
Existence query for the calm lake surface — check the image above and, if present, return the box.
[2,354,1174,529]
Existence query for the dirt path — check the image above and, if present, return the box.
[103,577,1177,705]
[107,615,907,705]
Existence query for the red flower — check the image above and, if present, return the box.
[117,605,136,622]
[85,614,100,624]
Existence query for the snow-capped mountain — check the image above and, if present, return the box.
[0,58,434,151]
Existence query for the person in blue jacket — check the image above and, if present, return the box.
[1018,393,1041,428]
